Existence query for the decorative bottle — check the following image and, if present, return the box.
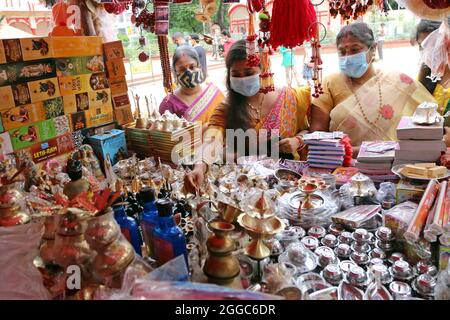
[112,203,143,255]
[139,187,159,258]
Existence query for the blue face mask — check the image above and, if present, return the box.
[230,74,261,96]
[339,49,371,78]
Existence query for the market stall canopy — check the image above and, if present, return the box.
[0,0,50,16]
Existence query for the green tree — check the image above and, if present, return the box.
[169,0,204,33]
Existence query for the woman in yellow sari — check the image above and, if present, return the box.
[309,22,435,152]
[184,40,311,192]
[159,46,224,123]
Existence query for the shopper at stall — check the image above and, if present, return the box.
[308,22,435,151]
[184,40,311,192]
[190,34,208,78]
[172,32,187,48]
[221,30,235,58]
[159,46,224,123]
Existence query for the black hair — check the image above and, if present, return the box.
[221,30,231,38]
[172,46,201,76]
[224,40,253,131]
[190,34,200,43]
[415,18,450,94]
[171,32,183,41]
[336,22,376,48]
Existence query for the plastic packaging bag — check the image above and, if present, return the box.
[0,223,51,299]
[420,21,450,82]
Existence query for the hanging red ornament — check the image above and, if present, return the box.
[138,52,149,62]
[269,0,318,49]
[104,1,126,15]
[245,9,260,67]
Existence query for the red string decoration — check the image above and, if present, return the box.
[329,0,380,22]
[269,0,318,50]
[258,6,274,93]
[158,35,174,93]
[309,23,324,98]
[246,9,260,67]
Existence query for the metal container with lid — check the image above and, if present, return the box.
[389,281,412,299]
[335,243,352,259]
[375,226,394,242]
[351,242,371,253]
[370,248,387,260]
[308,226,326,239]
[290,226,306,239]
[390,260,415,282]
[412,274,436,299]
[350,251,370,267]
[340,260,357,274]
[338,231,354,245]
[321,264,343,286]
[369,263,393,285]
[328,223,344,236]
[276,228,301,249]
[369,258,385,266]
[352,229,373,243]
[388,252,405,265]
[317,247,339,268]
[375,239,394,252]
[414,260,438,277]
[321,234,338,248]
[301,236,319,251]
[346,265,369,288]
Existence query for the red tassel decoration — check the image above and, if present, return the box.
[269,0,318,49]
[246,10,260,67]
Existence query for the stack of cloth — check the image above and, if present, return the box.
[304,131,352,171]
[356,141,398,183]
[394,116,445,166]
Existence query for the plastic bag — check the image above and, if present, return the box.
[420,21,450,82]
[0,223,51,299]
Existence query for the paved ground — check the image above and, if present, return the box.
[126,45,422,116]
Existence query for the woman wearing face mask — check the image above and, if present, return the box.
[309,22,435,153]
[184,40,311,192]
[159,46,224,123]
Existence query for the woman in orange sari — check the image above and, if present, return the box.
[159,46,224,123]
[184,40,311,192]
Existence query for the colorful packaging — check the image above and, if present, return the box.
[58,73,109,96]
[0,132,13,155]
[0,59,57,87]
[384,201,418,239]
[103,41,125,60]
[52,115,70,136]
[396,179,428,204]
[332,167,359,185]
[106,59,126,82]
[88,129,127,165]
[28,77,61,103]
[112,93,131,108]
[70,111,88,132]
[114,105,134,125]
[86,104,114,128]
[14,132,74,164]
[55,55,105,77]
[439,241,450,270]
[9,119,57,151]
[43,97,64,119]
[0,102,45,131]
[52,37,103,58]
[2,38,53,63]
[110,79,128,95]
[63,89,111,113]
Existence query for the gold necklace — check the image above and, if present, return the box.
[350,73,383,126]
[247,94,265,122]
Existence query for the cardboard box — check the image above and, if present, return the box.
[58,73,109,96]
[43,97,65,119]
[52,115,71,137]
[88,129,127,166]
[70,111,88,131]
[106,59,126,81]
[27,77,61,103]
[89,89,112,109]
[86,103,114,128]
[0,42,6,64]
[396,179,428,204]
[56,55,105,77]
[0,131,13,155]
[14,132,74,165]
[110,79,128,95]
[114,105,134,125]
[63,89,111,113]
[0,59,57,87]
[112,93,131,108]
[2,37,53,63]
[52,37,103,58]
[103,41,125,61]
[9,120,57,151]
[0,102,45,131]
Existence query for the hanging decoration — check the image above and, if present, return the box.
[257,5,274,93]
[195,0,218,23]
[49,0,82,36]
[328,0,379,22]
[396,0,450,21]
[103,0,128,15]
[269,0,318,50]
[309,22,325,98]
[158,35,174,93]
[245,5,260,67]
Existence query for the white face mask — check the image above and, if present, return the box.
[230,74,261,96]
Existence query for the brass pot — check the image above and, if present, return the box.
[53,234,92,268]
[0,205,31,227]
[43,215,57,240]
[40,239,57,265]
[85,208,120,249]
[218,201,242,224]
[203,221,240,285]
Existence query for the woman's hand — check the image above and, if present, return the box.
[183,163,207,194]
[444,127,450,147]
[279,137,302,154]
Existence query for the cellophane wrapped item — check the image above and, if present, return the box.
[0,223,51,299]
[420,21,450,82]
[384,201,418,239]
[435,265,450,300]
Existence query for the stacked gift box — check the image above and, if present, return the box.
[103,41,134,126]
[355,141,398,183]
[0,36,119,166]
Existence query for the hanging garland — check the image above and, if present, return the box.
[158,35,174,93]
[257,5,274,93]
[309,22,325,98]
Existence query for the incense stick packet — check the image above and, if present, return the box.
[404,180,440,243]
[430,181,447,235]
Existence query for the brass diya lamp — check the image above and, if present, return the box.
[217,200,242,224]
[297,177,328,210]
[203,221,240,285]
[237,191,285,260]
[134,94,148,129]
[349,173,376,199]
[0,183,31,227]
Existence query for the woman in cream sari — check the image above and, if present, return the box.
[309,22,435,151]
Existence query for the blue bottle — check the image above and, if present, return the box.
[152,198,188,267]
[139,188,159,258]
[113,203,143,256]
